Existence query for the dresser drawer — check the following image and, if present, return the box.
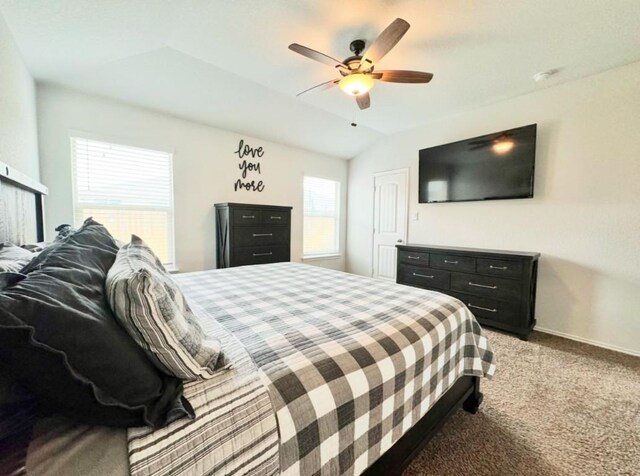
[399,265,450,290]
[450,272,522,302]
[263,210,289,226]
[232,245,289,266]
[232,209,262,226]
[430,253,475,273]
[447,291,523,327]
[398,250,429,266]
[476,258,523,278]
[233,226,289,247]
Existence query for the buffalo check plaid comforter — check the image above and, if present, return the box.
[128,262,495,475]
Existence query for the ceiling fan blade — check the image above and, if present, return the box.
[356,92,370,110]
[468,139,489,146]
[373,70,434,83]
[469,144,487,151]
[288,43,347,69]
[296,79,339,97]
[359,18,410,70]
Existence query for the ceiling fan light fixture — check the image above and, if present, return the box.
[339,73,374,96]
[493,140,515,154]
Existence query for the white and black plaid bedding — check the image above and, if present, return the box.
[128,262,495,475]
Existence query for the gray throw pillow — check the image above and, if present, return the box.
[106,235,227,380]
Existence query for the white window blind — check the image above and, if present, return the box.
[303,176,340,257]
[71,136,175,267]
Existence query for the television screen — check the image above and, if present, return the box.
[418,124,536,203]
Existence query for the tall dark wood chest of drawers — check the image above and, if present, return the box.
[215,203,292,268]
[396,244,539,339]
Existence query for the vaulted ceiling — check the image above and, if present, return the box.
[1,0,639,158]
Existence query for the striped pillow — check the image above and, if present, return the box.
[106,235,227,380]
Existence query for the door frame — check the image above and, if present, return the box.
[371,167,410,278]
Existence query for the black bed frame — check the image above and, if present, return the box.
[364,376,482,475]
[0,163,483,475]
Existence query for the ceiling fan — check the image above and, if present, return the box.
[469,132,516,154]
[288,18,433,110]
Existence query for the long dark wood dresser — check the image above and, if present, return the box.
[215,203,292,268]
[396,244,539,339]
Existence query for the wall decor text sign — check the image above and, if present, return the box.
[234,139,265,192]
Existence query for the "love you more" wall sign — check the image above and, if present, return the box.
[234,139,265,192]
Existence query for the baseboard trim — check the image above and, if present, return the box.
[534,326,640,357]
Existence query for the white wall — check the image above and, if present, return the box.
[0,13,39,179]
[37,85,348,273]
[347,61,640,355]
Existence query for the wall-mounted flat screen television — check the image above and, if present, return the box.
[418,124,537,203]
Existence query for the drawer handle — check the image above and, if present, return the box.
[252,233,273,237]
[407,256,421,260]
[270,216,282,220]
[253,252,273,257]
[468,303,497,313]
[413,272,434,279]
[469,281,497,290]
[444,260,458,264]
[242,215,255,219]
[489,265,508,270]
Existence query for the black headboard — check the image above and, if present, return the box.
[0,160,48,245]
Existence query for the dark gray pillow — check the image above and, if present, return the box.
[0,242,34,273]
[0,218,194,428]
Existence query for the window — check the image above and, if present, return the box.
[71,136,175,267]
[303,176,340,257]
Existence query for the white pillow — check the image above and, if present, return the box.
[0,243,34,273]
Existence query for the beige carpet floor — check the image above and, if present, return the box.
[404,330,640,476]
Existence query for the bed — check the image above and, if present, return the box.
[0,162,495,475]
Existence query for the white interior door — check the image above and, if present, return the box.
[372,169,408,281]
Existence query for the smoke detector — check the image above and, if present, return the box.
[533,70,556,82]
